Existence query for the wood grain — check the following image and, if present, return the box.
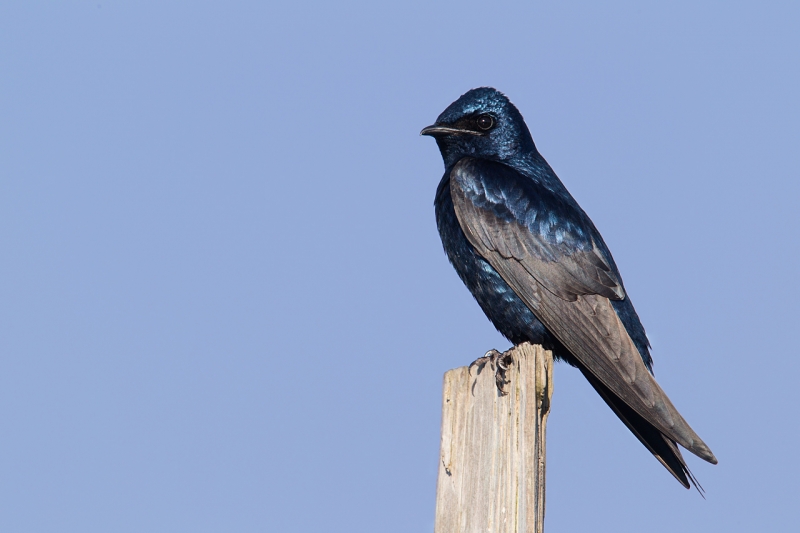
[434,343,553,533]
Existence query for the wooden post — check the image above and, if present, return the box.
[434,343,554,533]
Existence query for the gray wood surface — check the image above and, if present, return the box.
[434,343,554,533]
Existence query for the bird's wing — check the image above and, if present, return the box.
[450,157,716,464]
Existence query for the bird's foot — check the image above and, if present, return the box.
[469,348,515,395]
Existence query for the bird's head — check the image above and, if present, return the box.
[421,87,537,168]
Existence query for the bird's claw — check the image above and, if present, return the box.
[469,348,514,395]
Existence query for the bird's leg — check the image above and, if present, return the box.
[494,351,514,394]
[469,348,515,395]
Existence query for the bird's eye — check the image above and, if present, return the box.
[476,114,495,131]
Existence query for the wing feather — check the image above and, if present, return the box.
[450,157,716,464]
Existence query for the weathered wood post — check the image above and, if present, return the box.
[434,343,554,533]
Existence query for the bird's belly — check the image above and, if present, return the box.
[435,179,561,351]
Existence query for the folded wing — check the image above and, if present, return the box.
[450,157,717,466]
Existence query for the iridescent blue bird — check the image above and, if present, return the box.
[422,87,717,489]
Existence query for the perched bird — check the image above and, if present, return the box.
[421,87,717,489]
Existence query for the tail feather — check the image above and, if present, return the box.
[579,367,703,493]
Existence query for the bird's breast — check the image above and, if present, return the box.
[434,174,558,349]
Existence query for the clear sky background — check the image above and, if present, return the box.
[1,1,798,532]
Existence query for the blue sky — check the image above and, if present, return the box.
[1,1,798,531]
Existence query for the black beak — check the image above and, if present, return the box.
[420,125,481,137]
